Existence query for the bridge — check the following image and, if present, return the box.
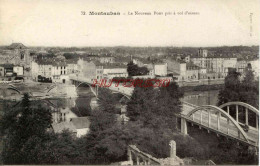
[181,101,259,147]
[69,75,259,148]
[69,75,133,99]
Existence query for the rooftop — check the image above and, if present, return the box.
[165,57,186,64]
[103,63,127,69]
[52,122,77,133]
[167,70,180,76]
[0,64,14,68]
[71,117,91,129]
[36,58,67,66]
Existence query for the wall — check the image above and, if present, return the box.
[249,59,259,79]
[52,65,67,76]
[67,63,78,74]
[165,59,186,75]
[154,63,167,76]
[13,66,24,76]
[31,61,39,81]
[223,58,237,74]
[103,68,128,79]
[186,69,199,81]
[78,60,98,80]
[76,128,90,138]
[38,64,53,78]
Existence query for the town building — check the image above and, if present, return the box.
[77,59,103,80]
[0,43,33,80]
[66,59,78,74]
[0,64,23,81]
[77,58,129,80]
[186,62,199,81]
[0,64,14,81]
[236,60,248,73]
[154,63,167,76]
[133,58,167,76]
[83,55,115,63]
[190,48,237,76]
[31,58,68,83]
[13,66,24,76]
[103,63,128,79]
[249,59,259,79]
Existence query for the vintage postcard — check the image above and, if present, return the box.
[0,0,259,165]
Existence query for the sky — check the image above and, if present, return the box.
[0,0,259,47]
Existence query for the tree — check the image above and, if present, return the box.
[240,66,259,108]
[218,69,259,108]
[127,61,136,76]
[139,67,149,75]
[84,111,129,164]
[127,81,183,129]
[63,53,80,60]
[127,61,149,76]
[126,85,158,123]
[97,88,120,114]
[218,70,241,106]
[82,87,128,164]
[0,93,52,164]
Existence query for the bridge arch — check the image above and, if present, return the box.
[46,84,57,93]
[219,101,258,115]
[219,102,259,129]
[7,87,21,94]
[7,84,33,96]
[7,84,21,94]
[75,82,97,97]
[186,105,250,143]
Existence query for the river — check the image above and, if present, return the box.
[0,86,220,119]
[182,90,219,106]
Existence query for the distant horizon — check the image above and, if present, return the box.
[0,43,259,48]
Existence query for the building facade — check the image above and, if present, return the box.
[154,63,167,76]
[0,43,33,80]
[191,49,237,76]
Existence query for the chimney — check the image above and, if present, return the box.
[169,140,176,158]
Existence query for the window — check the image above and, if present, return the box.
[21,53,24,60]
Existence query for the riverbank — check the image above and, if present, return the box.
[180,84,224,93]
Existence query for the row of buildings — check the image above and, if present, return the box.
[0,43,258,84]
[165,48,259,82]
[30,54,171,83]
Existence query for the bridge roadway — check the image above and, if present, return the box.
[69,75,134,97]
[182,102,259,146]
[70,76,259,146]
